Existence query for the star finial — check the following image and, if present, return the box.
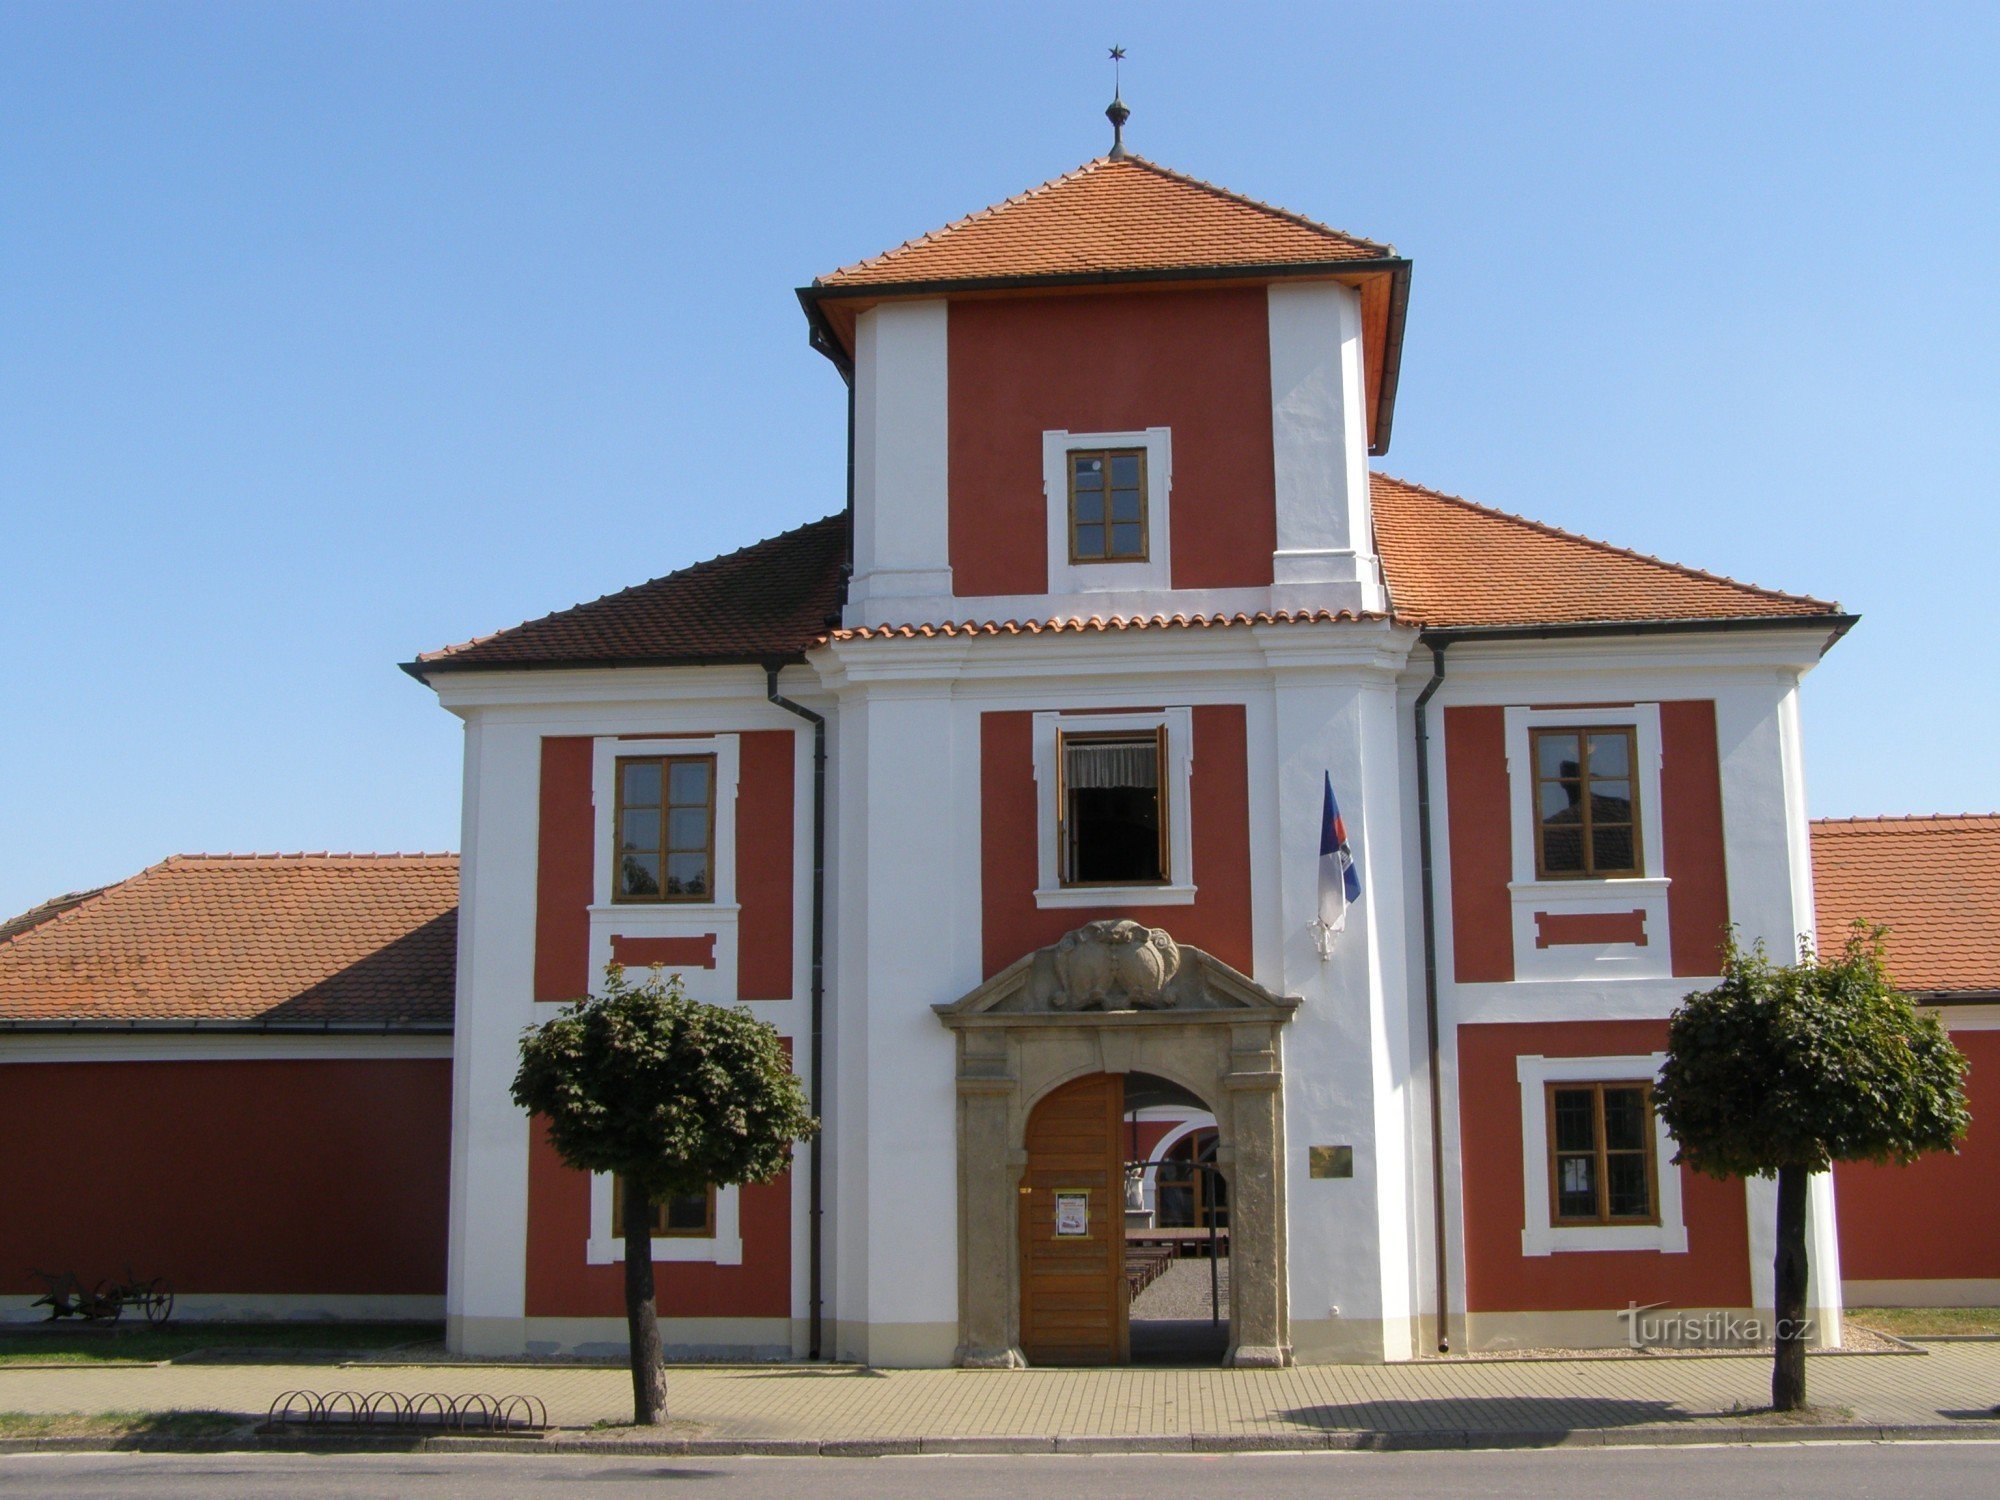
[1106,45,1131,160]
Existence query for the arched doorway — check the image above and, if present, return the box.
[935,920,1297,1369]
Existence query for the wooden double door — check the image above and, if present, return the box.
[1018,1073,1128,1366]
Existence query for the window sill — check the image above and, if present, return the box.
[586,1235,744,1267]
[1507,878,1669,897]
[589,902,742,917]
[1523,1222,1689,1256]
[1033,883,1197,910]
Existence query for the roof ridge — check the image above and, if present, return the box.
[423,513,844,663]
[160,851,461,862]
[1120,154,1391,255]
[1812,813,2000,827]
[1372,471,1839,612]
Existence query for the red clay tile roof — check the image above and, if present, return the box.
[412,514,846,674]
[816,156,1392,288]
[0,889,105,947]
[1370,474,1839,627]
[1811,816,2000,997]
[828,608,1378,642]
[410,476,1841,673]
[0,854,459,1028]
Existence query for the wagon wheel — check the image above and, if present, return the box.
[87,1279,124,1323]
[141,1281,175,1325]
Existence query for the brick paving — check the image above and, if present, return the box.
[2,1343,1996,1440]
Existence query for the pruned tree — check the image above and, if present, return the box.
[512,966,816,1425]
[1654,926,1967,1411]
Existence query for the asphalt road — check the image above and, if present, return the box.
[1,1443,1994,1498]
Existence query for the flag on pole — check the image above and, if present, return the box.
[1316,772,1363,947]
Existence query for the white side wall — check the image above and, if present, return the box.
[845,300,952,619]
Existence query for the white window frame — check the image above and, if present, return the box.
[587,735,742,1003]
[1032,708,1195,908]
[1503,704,1671,981]
[1043,427,1173,594]
[1517,1052,1687,1256]
[585,1173,743,1266]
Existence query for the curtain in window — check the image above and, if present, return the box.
[1064,739,1159,790]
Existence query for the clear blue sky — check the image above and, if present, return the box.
[4,2,1995,918]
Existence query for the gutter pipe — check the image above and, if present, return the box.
[765,665,829,1362]
[1412,634,1452,1352]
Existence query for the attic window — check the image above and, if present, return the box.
[1067,449,1148,562]
[1060,730,1167,885]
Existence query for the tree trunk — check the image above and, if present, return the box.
[1771,1164,1810,1412]
[622,1177,668,1426]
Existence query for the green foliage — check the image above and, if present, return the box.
[511,966,817,1201]
[1655,925,1969,1180]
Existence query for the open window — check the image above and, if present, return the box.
[1033,709,1195,907]
[1060,729,1167,886]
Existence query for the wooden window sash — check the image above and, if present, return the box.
[1544,1081,1660,1227]
[1066,447,1149,564]
[611,1180,718,1239]
[1055,725,1170,888]
[611,752,718,904]
[1529,725,1643,880]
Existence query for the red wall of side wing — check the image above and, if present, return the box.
[1834,1026,2000,1284]
[947,289,1277,597]
[735,730,796,1001]
[979,705,1255,979]
[534,736,595,1002]
[1659,700,1731,977]
[1443,706,1514,984]
[1457,1021,1753,1312]
[0,1058,449,1296]
[522,1128,792,1319]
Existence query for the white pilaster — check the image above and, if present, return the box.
[845,300,952,621]
[1267,283,1385,617]
[445,714,542,1356]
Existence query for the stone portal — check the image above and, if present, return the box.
[934,921,1299,1368]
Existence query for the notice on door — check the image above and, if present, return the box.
[1053,1190,1091,1238]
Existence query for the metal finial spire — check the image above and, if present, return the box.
[1106,45,1131,159]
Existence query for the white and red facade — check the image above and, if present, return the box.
[413,152,1869,1364]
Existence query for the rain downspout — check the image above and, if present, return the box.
[1413,634,1453,1352]
[766,664,828,1361]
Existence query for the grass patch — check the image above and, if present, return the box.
[0,1321,441,1366]
[0,1410,243,1439]
[1848,1306,2000,1338]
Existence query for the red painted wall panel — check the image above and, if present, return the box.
[1834,1027,2000,1284]
[947,290,1277,597]
[735,730,796,1001]
[522,1128,792,1320]
[1659,700,1731,977]
[1444,706,1514,984]
[1457,1020,1752,1313]
[979,705,1254,978]
[534,736,595,1002]
[0,1059,449,1296]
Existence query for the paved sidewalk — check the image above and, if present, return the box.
[2,1343,1997,1443]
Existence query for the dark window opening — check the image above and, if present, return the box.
[1061,731,1166,885]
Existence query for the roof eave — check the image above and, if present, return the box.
[1412,612,1859,650]
[403,648,814,682]
[799,256,1412,450]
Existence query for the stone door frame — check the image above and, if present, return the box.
[935,926,1298,1368]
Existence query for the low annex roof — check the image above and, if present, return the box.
[815,156,1392,289]
[1810,816,2000,1000]
[409,476,1841,676]
[0,854,459,1030]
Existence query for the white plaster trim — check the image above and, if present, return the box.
[0,1033,451,1064]
[1042,427,1173,595]
[1030,707,1194,906]
[1503,705,1670,981]
[585,1172,743,1266]
[1932,1003,2000,1030]
[1515,1052,1687,1256]
[590,734,741,1002]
